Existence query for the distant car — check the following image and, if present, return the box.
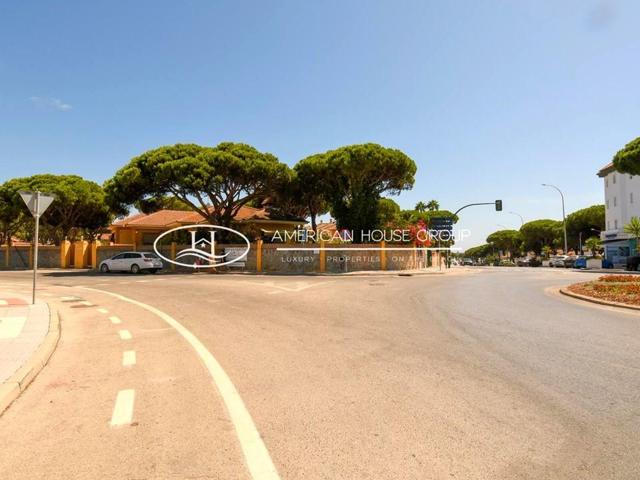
[528,257,542,267]
[548,256,567,267]
[516,258,530,267]
[573,256,587,269]
[602,258,614,269]
[99,251,163,274]
[461,258,474,266]
[626,256,640,271]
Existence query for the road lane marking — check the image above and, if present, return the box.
[60,296,81,302]
[0,316,26,339]
[97,308,109,314]
[0,300,7,306]
[109,316,122,325]
[78,300,94,306]
[122,350,136,367]
[118,329,132,340]
[80,286,280,480]
[110,389,135,427]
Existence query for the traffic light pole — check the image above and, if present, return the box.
[454,200,502,217]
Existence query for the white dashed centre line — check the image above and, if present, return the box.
[110,389,135,427]
[109,316,122,325]
[97,308,109,314]
[0,300,7,306]
[122,350,136,367]
[118,329,132,340]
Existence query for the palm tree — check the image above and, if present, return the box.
[414,201,427,213]
[426,200,440,212]
[624,216,640,254]
[584,236,602,256]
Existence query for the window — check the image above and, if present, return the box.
[613,173,617,184]
[143,253,159,259]
[607,221,611,230]
[606,178,609,187]
[615,219,618,229]
[112,253,126,260]
[607,199,610,209]
[125,253,141,259]
[614,196,617,207]
[631,192,634,204]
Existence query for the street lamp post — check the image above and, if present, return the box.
[579,231,583,255]
[508,211,524,227]
[542,183,568,255]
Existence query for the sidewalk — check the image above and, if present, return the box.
[0,292,58,415]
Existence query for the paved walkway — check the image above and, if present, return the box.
[0,293,50,384]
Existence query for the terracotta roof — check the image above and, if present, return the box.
[597,162,615,177]
[315,222,337,233]
[112,206,300,229]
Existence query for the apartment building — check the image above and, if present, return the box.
[597,162,640,265]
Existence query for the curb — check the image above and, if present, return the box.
[559,287,640,312]
[0,305,61,416]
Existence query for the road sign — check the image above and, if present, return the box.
[19,191,55,217]
[18,191,55,304]
[430,217,454,232]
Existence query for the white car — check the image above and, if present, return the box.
[548,255,567,267]
[99,251,163,274]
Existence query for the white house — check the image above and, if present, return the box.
[597,162,640,265]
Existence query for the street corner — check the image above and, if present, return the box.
[0,295,58,416]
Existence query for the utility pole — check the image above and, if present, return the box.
[542,184,568,254]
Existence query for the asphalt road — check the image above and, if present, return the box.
[0,267,639,479]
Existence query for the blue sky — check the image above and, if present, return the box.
[1,0,638,248]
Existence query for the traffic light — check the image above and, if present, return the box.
[495,199,502,211]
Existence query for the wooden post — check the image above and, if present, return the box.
[29,245,33,269]
[4,243,9,268]
[380,241,387,271]
[319,240,326,273]
[256,239,263,273]
[170,242,176,271]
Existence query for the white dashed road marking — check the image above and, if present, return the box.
[81,286,280,480]
[110,389,135,427]
[109,316,122,325]
[60,296,81,302]
[118,329,132,340]
[97,308,109,314]
[0,300,7,306]
[122,350,136,367]
[78,300,94,307]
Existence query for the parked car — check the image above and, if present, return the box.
[99,251,163,274]
[528,257,542,267]
[548,256,567,267]
[626,256,640,271]
[602,258,614,269]
[563,256,577,268]
[573,256,587,269]
[516,258,530,267]
[461,258,474,266]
